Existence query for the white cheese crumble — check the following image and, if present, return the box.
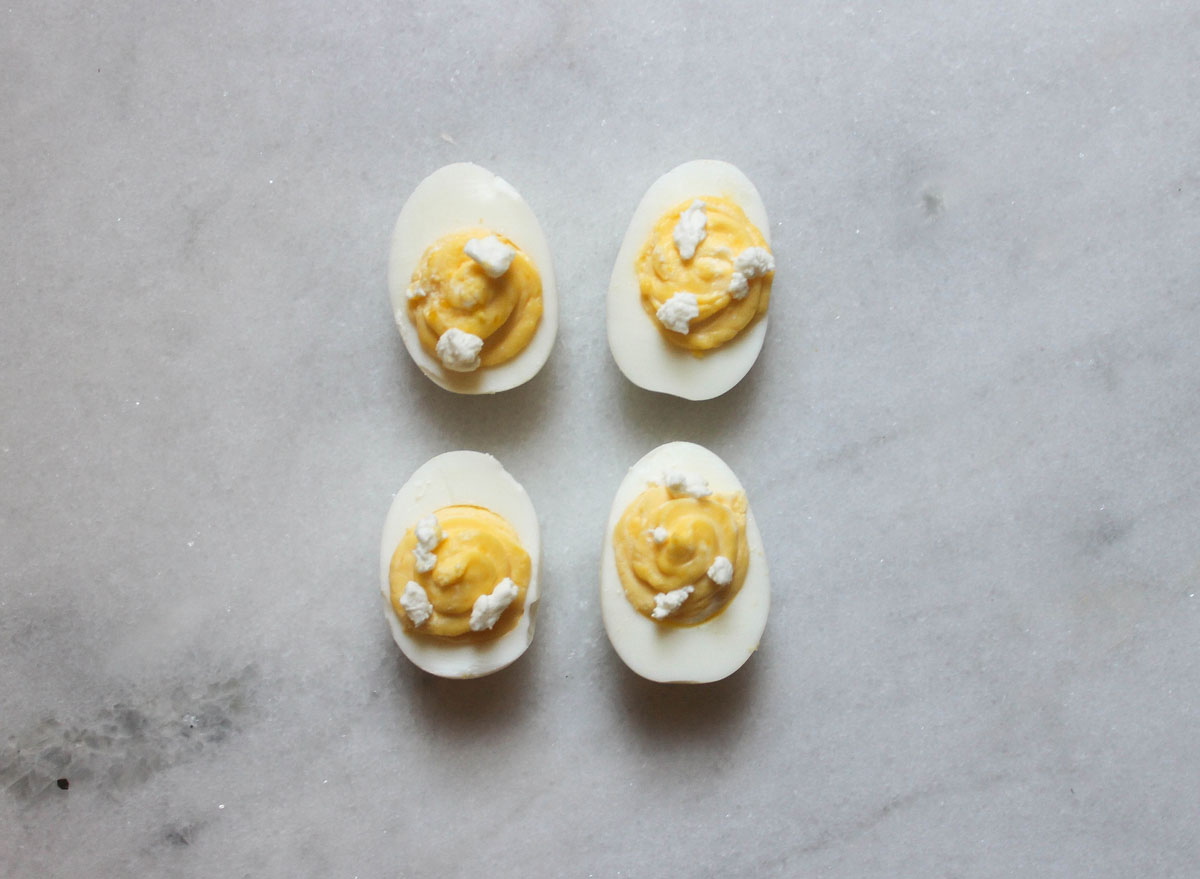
[707,555,734,586]
[400,580,433,627]
[652,585,694,620]
[435,327,484,372]
[727,273,749,300]
[662,470,712,499]
[463,235,516,278]
[406,284,428,302]
[650,526,669,544]
[656,292,700,334]
[415,515,442,546]
[413,549,436,573]
[727,246,775,300]
[412,514,443,573]
[469,577,519,631]
[672,200,708,260]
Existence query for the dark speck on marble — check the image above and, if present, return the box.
[922,187,946,218]
[162,822,202,848]
[1080,513,1131,556]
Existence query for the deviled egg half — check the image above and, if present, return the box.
[389,163,557,394]
[600,441,770,683]
[381,451,541,678]
[607,160,775,401]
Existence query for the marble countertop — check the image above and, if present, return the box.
[3,2,1198,876]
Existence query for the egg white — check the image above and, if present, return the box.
[607,160,772,401]
[600,441,770,683]
[388,163,558,394]
[381,451,541,678]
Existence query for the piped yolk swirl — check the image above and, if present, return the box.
[408,228,543,367]
[636,196,772,353]
[613,485,749,626]
[390,505,530,641]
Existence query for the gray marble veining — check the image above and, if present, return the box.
[2,1,1198,876]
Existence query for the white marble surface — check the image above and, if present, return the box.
[2,1,1199,876]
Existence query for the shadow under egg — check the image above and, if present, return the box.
[604,632,764,747]
[386,629,542,742]
[392,333,561,452]
[611,331,774,453]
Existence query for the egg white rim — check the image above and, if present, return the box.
[600,441,770,684]
[607,160,772,401]
[388,163,558,395]
[381,450,541,678]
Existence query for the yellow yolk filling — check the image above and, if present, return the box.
[636,196,772,353]
[389,505,531,641]
[612,485,749,626]
[408,228,543,367]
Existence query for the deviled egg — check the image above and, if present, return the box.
[381,451,541,678]
[389,163,557,394]
[607,160,775,400]
[600,441,770,683]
